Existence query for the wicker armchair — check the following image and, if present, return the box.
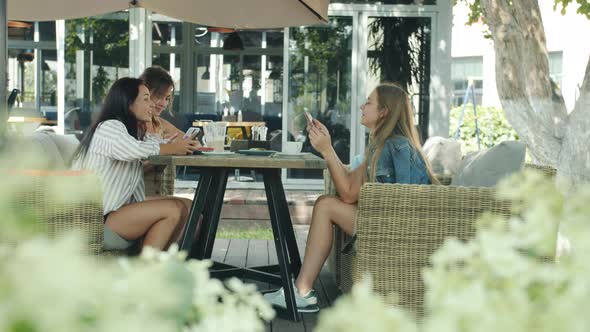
[8,170,105,256]
[144,164,176,197]
[7,170,157,257]
[325,163,557,319]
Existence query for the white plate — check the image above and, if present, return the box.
[202,151,235,156]
[273,152,311,158]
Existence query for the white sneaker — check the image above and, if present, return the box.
[263,285,319,313]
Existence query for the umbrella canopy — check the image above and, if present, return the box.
[0,0,329,132]
[7,0,328,29]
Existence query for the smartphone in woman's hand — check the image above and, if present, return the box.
[304,111,316,128]
[183,127,200,140]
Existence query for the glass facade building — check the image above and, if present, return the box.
[6,1,452,187]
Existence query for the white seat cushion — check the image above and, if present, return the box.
[451,141,526,187]
[423,136,462,176]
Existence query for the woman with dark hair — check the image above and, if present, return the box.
[265,83,438,312]
[72,77,199,251]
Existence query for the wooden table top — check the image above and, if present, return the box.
[192,121,266,127]
[8,116,57,125]
[149,153,326,170]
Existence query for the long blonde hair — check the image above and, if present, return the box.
[365,83,439,184]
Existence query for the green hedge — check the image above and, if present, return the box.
[449,104,519,154]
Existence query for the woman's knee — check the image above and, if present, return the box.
[314,195,339,211]
[161,199,184,222]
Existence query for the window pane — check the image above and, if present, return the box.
[288,17,353,179]
[548,51,563,87]
[40,50,58,107]
[39,22,56,41]
[239,31,262,48]
[7,21,34,41]
[451,56,483,106]
[194,26,212,46]
[152,20,183,47]
[366,16,432,140]
[7,48,35,108]
[64,13,130,131]
[266,31,284,48]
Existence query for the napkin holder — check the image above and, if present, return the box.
[230,139,270,152]
[222,115,237,122]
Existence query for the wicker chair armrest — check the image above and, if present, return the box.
[9,171,105,255]
[524,163,557,178]
[353,183,511,317]
[145,164,176,197]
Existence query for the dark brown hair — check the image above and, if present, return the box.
[73,78,145,161]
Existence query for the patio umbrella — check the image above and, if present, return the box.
[7,0,328,29]
[0,0,329,128]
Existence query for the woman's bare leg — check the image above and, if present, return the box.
[147,196,193,243]
[106,198,185,250]
[295,195,356,295]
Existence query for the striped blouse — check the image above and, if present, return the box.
[72,120,161,215]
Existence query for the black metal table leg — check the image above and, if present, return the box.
[181,168,215,252]
[262,168,301,322]
[190,168,229,260]
[181,166,304,321]
[266,170,302,276]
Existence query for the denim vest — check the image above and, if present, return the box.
[367,136,430,185]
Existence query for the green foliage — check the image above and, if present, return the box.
[367,17,430,91]
[91,66,111,105]
[449,104,519,153]
[0,147,275,332]
[290,18,352,114]
[65,18,129,67]
[456,0,590,25]
[319,171,590,331]
[554,0,590,19]
[216,226,274,240]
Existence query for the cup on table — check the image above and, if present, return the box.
[207,139,225,152]
[203,122,228,152]
[283,141,303,154]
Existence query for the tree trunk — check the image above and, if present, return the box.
[481,0,590,181]
[558,56,590,181]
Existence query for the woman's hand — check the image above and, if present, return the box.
[160,139,199,155]
[307,119,332,156]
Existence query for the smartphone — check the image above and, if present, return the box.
[183,127,200,140]
[304,111,315,127]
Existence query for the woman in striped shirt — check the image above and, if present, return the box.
[72,77,199,251]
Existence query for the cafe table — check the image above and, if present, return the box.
[148,152,326,321]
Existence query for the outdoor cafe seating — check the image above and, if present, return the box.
[8,127,559,322]
[325,158,557,319]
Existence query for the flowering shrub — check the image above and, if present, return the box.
[317,170,589,331]
[0,157,274,332]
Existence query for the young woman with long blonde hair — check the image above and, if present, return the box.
[265,83,438,312]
